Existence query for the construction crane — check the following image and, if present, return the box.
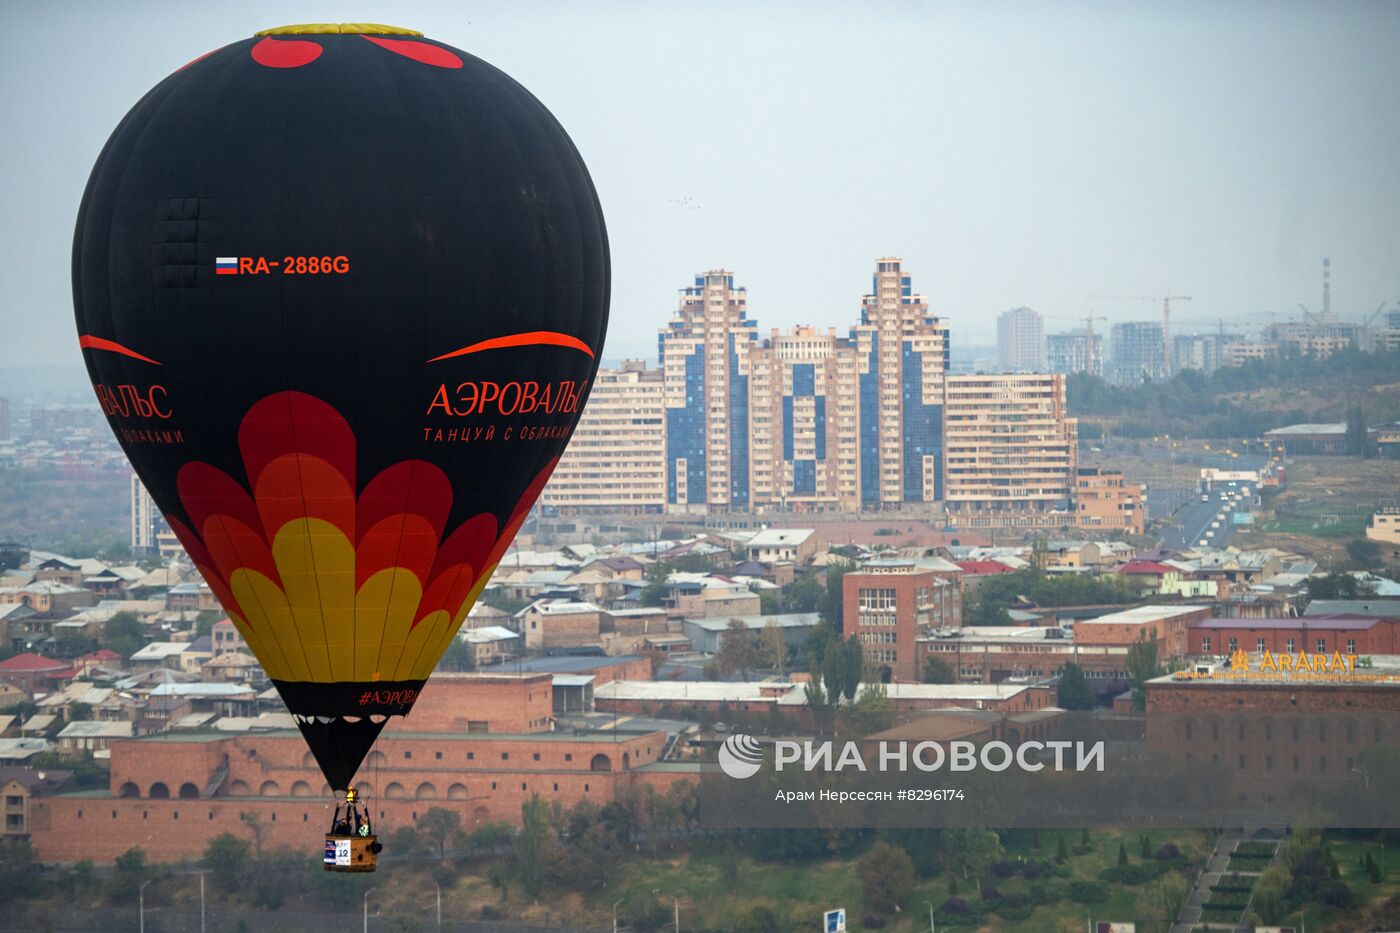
[1086,293,1193,376]
[1043,313,1107,375]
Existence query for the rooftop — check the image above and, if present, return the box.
[1077,605,1209,626]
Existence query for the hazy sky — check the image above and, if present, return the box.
[3,1,1398,366]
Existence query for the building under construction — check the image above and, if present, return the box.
[1110,321,1165,384]
[1047,330,1103,377]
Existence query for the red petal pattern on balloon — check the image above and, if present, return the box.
[250,37,323,69]
[168,391,554,684]
[360,35,463,69]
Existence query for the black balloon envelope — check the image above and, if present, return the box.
[73,24,609,792]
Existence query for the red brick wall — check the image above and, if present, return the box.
[385,673,554,734]
[1187,621,1396,656]
[34,727,695,862]
[1074,607,1211,657]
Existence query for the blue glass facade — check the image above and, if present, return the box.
[665,347,706,505]
[782,396,794,461]
[859,335,880,504]
[813,395,826,459]
[792,363,815,398]
[793,459,815,496]
[728,334,749,508]
[901,341,942,502]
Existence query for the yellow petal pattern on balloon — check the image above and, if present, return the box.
[162,391,559,691]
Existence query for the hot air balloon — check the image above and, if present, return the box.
[73,24,608,870]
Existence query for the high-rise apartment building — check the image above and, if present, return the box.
[541,361,665,514]
[942,373,1077,518]
[659,271,758,512]
[1110,321,1165,384]
[0,397,9,441]
[996,307,1046,372]
[747,326,857,510]
[1047,331,1103,378]
[660,260,947,513]
[851,258,949,508]
[131,473,162,554]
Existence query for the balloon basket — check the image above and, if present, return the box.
[323,834,380,872]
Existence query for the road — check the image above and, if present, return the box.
[1157,482,1254,552]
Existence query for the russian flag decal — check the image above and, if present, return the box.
[215,256,239,275]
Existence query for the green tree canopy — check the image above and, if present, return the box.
[857,841,916,915]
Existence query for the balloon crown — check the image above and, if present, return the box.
[255,23,423,36]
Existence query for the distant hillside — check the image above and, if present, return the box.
[1068,348,1400,439]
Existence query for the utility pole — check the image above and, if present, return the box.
[364,886,377,933]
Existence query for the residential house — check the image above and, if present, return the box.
[56,720,133,755]
[0,768,72,838]
[519,600,604,651]
[747,529,828,566]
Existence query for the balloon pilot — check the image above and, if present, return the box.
[324,787,382,872]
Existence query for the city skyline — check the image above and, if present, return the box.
[2,1,1399,367]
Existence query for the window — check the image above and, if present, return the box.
[501,752,509,761]
[1347,639,1356,653]
[1228,638,1237,652]
[404,751,412,760]
[1316,638,1326,653]
[1256,638,1266,652]
[435,751,442,760]
[1201,637,1212,653]
[1286,638,1295,652]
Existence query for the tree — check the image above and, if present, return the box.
[1250,864,1290,924]
[922,655,955,684]
[437,636,476,673]
[858,841,915,915]
[110,846,151,900]
[1117,841,1128,866]
[1347,538,1383,568]
[940,828,1003,883]
[818,559,856,630]
[103,611,145,658]
[1346,404,1369,456]
[1306,571,1377,602]
[1057,662,1096,710]
[757,619,787,674]
[716,619,758,679]
[240,810,267,856]
[417,807,464,862]
[822,635,862,706]
[1126,631,1162,711]
[785,574,823,614]
[0,839,40,903]
[516,794,551,898]
[203,833,250,887]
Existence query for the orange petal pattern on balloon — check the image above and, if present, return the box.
[164,390,557,684]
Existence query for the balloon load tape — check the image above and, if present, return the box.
[273,679,427,719]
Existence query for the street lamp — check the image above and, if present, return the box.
[364,886,378,933]
[925,900,936,932]
[198,871,206,933]
[139,879,153,933]
[432,881,441,928]
[613,897,625,933]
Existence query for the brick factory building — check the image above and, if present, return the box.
[1189,615,1400,658]
[592,679,1055,718]
[27,673,700,863]
[918,605,1211,689]
[843,559,963,682]
[1145,659,1400,792]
